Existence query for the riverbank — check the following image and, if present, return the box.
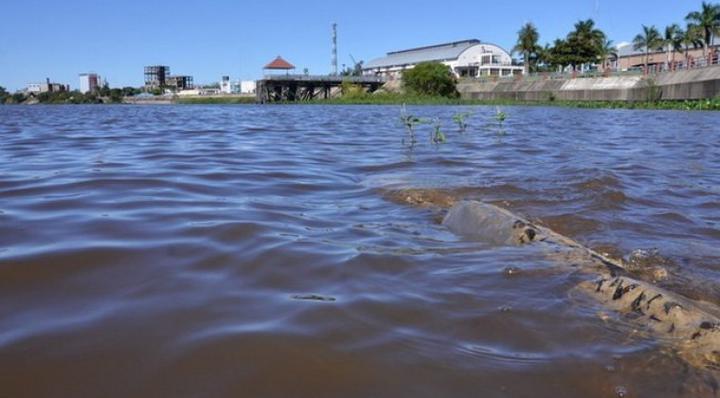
[5,92,720,110]
[174,95,256,105]
[164,92,720,110]
[303,93,720,111]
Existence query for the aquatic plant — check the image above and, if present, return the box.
[431,119,446,144]
[452,111,473,132]
[399,105,427,145]
[495,107,507,127]
[494,107,508,137]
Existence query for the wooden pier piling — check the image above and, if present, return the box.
[256,75,386,103]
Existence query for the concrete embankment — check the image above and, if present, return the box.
[458,66,720,102]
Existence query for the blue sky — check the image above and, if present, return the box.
[0,0,706,91]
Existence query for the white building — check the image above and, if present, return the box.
[79,73,102,93]
[240,80,256,94]
[26,79,69,94]
[219,76,256,94]
[363,39,523,80]
[220,76,236,94]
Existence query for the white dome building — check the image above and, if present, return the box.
[363,39,523,80]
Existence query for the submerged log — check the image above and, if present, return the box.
[582,274,720,370]
[384,188,720,371]
[443,200,720,370]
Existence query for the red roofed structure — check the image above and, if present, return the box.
[264,56,295,70]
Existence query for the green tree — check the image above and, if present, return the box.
[567,19,607,69]
[11,93,25,104]
[513,22,540,74]
[109,88,123,103]
[98,83,111,97]
[681,24,704,63]
[0,86,9,104]
[402,62,458,97]
[633,25,663,72]
[122,86,141,97]
[597,39,616,71]
[534,43,554,71]
[548,38,584,70]
[545,19,607,71]
[685,1,720,57]
[663,24,684,68]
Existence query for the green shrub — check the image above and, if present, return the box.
[402,62,459,98]
[340,81,365,98]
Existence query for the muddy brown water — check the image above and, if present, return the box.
[0,105,718,397]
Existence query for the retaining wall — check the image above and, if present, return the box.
[458,66,720,102]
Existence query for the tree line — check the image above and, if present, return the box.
[0,85,144,104]
[514,1,720,73]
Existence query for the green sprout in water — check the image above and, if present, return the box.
[495,107,507,127]
[452,111,473,133]
[432,119,446,144]
[400,105,427,146]
[494,107,508,136]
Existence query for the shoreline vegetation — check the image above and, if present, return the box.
[174,96,256,105]
[295,92,720,110]
[3,80,720,110]
[1,90,719,111]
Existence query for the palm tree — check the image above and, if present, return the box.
[597,39,617,71]
[663,24,684,69]
[534,43,555,72]
[681,24,705,65]
[568,19,607,69]
[569,19,606,44]
[633,25,663,73]
[685,1,720,57]
[514,22,540,75]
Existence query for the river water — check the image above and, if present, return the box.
[0,105,718,397]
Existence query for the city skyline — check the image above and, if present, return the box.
[0,0,707,91]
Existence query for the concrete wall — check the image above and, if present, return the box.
[458,65,720,102]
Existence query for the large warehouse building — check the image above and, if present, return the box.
[363,39,522,79]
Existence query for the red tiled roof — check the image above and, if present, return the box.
[264,56,295,70]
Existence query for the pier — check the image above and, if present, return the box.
[256,75,386,103]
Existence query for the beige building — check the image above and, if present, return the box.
[613,42,720,72]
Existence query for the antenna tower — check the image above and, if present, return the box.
[332,23,338,75]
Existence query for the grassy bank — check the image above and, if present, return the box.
[8,91,717,110]
[307,92,720,111]
[175,96,256,105]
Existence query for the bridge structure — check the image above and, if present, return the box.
[256,75,386,103]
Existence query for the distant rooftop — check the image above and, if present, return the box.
[264,56,295,70]
[365,39,481,69]
[616,37,720,58]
